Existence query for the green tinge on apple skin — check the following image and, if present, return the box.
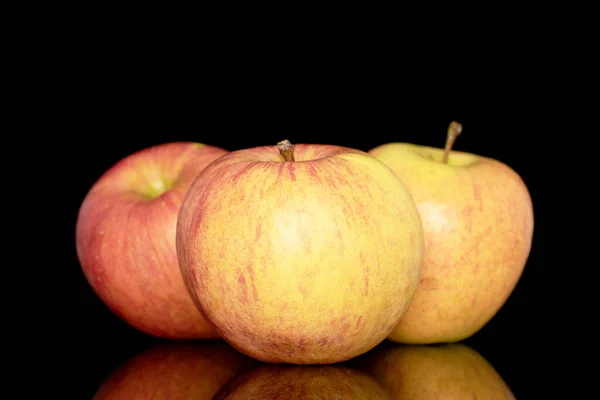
[136,143,217,200]
[140,179,173,199]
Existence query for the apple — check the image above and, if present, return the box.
[213,364,394,399]
[368,122,534,344]
[176,140,424,364]
[93,342,258,399]
[76,142,228,339]
[354,342,515,399]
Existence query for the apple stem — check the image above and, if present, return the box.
[442,121,463,164]
[277,139,295,162]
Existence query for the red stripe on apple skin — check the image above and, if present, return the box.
[355,315,363,330]
[288,163,296,181]
[185,169,229,255]
[304,162,320,180]
[276,163,285,181]
[237,273,249,304]
[231,162,258,185]
[254,222,262,242]
[246,264,259,302]
[76,142,228,339]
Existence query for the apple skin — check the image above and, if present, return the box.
[76,142,228,339]
[177,143,424,364]
[93,342,258,399]
[368,143,534,344]
[354,342,515,399]
[213,364,394,399]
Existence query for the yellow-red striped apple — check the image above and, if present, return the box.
[76,142,228,339]
[176,140,424,364]
[368,122,534,344]
[93,342,257,399]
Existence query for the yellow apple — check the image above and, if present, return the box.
[177,140,424,364]
[356,343,515,399]
[76,142,228,339]
[93,342,258,399]
[368,122,534,343]
[213,364,394,399]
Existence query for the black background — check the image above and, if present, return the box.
[38,31,557,398]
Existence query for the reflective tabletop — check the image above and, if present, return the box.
[66,321,548,399]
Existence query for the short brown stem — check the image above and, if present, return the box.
[442,121,463,164]
[277,139,295,162]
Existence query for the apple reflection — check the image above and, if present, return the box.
[352,342,515,399]
[93,341,258,399]
[213,364,394,399]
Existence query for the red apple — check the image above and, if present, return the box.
[93,342,258,399]
[177,140,424,364]
[76,142,228,339]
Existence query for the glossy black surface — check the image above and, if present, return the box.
[87,339,521,399]
[49,67,552,398]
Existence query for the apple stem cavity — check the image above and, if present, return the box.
[277,139,295,162]
[442,121,463,164]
